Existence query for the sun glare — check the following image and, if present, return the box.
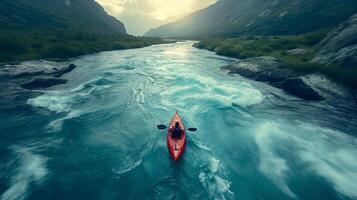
[96,0,216,21]
[149,0,194,20]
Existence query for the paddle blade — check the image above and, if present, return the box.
[188,128,197,132]
[157,125,167,130]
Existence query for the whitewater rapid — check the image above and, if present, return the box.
[0,42,356,200]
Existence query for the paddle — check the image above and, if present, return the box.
[157,125,167,130]
[187,128,197,132]
[157,125,197,132]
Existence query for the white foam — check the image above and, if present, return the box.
[162,73,264,109]
[27,92,73,113]
[27,77,112,131]
[27,77,111,114]
[295,123,357,198]
[215,176,233,194]
[199,158,234,200]
[46,110,82,132]
[255,122,297,198]
[112,159,142,178]
[254,120,357,199]
[209,158,220,173]
[27,90,83,131]
[195,141,212,152]
[1,147,48,200]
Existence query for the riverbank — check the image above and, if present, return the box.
[194,32,357,89]
[0,30,169,63]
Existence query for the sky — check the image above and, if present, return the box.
[96,0,217,35]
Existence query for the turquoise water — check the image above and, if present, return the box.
[1,42,357,200]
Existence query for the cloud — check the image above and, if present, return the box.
[96,0,126,16]
[96,0,216,34]
[97,0,216,20]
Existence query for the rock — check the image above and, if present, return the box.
[301,74,355,102]
[223,56,299,82]
[21,77,67,89]
[222,56,325,101]
[313,45,357,67]
[52,64,77,77]
[12,71,45,78]
[281,78,324,101]
[313,13,357,67]
[0,61,76,78]
[286,48,308,55]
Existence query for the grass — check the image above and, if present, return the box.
[194,31,357,89]
[0,30,168,63]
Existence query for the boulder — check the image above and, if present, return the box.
[301,74,355,103]
[52,64,77,77]
[223,56,298,82]
[21,77,67,89]
[222,56,325,101]
[313,45,357,67]
[0,61,77,78]
[281,78,324,101]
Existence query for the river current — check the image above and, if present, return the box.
[0,42,357,200]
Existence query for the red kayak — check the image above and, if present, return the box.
[167,112,186,161]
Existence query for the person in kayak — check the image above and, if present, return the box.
[171,122,183,139]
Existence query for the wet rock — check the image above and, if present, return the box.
[0,61,77,79]
[222,56,325,101]
[21,77,67,89]
[223,56,298,82]
[12,70,45,78]
[302,74,356,103]
[52,64,77,77]
[281,78,324,101]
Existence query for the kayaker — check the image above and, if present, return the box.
[171,122,182,139]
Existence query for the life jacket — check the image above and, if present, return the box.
[172,127,182,139]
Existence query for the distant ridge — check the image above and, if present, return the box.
[0,0,126,34]
[145,0,357,38]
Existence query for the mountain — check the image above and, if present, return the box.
[0,0,126,34]
[118,14,185,36]
[0,0,168,62]
[313,13,357,67]
[145,0,357,38]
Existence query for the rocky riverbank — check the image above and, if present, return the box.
[222,56,356,103]
[0,61,77,90]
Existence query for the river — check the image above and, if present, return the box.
[0,42,357,200]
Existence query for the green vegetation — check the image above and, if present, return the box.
[194,32,357,88]
[0,30,167,62]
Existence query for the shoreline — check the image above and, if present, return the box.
[0,30,172,63]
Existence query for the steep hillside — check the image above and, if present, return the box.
[313,13,357,67]
[145,0,357,38]
[0,0,126,34]
[0,0,170,62]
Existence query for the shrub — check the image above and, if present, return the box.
[0,39,27,54]
[112,41,130,50]
[44,45,78,58]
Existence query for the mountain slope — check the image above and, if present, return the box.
[0,0,169,62]
[145,0,357,38]
[313,13,357,67]
[0,0,126,34]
